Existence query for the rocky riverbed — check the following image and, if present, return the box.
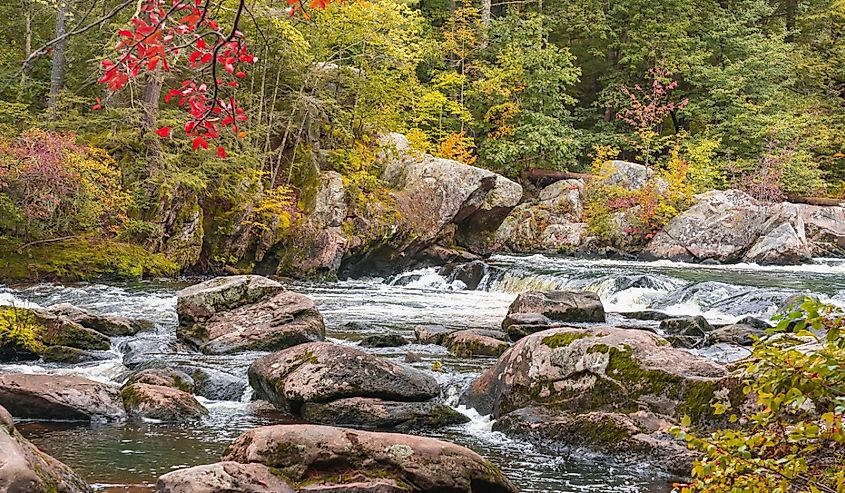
[1,254,844,492]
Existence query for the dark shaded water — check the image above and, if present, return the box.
[2,254,844,492]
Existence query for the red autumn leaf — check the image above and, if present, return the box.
[92,97,103,111]
[235,71,246,79]
[192,136,209,150]
[156,126,171,138]
[216,146,227,158]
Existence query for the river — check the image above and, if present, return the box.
[2,254,845,492]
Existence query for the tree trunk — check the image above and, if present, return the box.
[21,0,31,86]
[480,0,491,47]
[141,75,163,174]
[48,1,68,110]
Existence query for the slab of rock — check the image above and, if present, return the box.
[223,424,518,493]
[41,346,109,364]
[300,397,469,430]
[709,324,766,346]
[506,290,605,325]
[176,275,285,326]
[620,310,673,321]
[177,291,325,354]
[0,307,112,359]
[461,326,728,421]
[660,316,714,348]
[156,461,294,493]
[0,373,124,421]
[121,383,207,422]
[248,342,440,412]
[0,405,92,493]
[443,330,509,357]
[125,368,195,393]
[360,334,409,348]
[414,325,456,345]
[47,303,151,337]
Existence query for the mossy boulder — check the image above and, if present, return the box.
[0,404,92,493]
[461,327,728,422]
[121,383,208,422]
[222,424,518,493]
[47,303,152,337]
[0,307,110,362]
[460,327,732,472]
[176,275,285,326]
[443,330,509,357]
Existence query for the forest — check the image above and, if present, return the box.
[0,0,843,274]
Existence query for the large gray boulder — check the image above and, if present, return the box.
[800,204,845,256]
[504,290,605,332]
[0,405,92,493]
[156,462,294,493]
[300,397,469,430]
[176,275,285,326]
[597,160,668,191]
[248,343,440,412]
[0,373,125,421]
[176,276,325,354]
[222,424,518,493]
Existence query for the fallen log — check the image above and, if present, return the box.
[786,195,845,207]
[524,168,596,186]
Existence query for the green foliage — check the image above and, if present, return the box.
[0,307,45,355]
[672,298,845,492]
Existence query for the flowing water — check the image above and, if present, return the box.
[2,254,845,493]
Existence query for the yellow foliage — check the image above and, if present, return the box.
[246,186,295,233]
[590,145,621,174]
[436,131,476,165]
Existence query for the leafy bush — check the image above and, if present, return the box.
[673,298,845,493]
[0,129,130,240]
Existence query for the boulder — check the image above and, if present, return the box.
[743,203,811,264]
[360,334,409,348]
[248,343,440,412]
[501,312,558,341]
[461,327,728,421]
[735,316,772,330]
[660,316,714,348]
[178,290,325,354]
[414,325,456,345]
[0,373,124,421]
[494,202,587,254]
[460,327,731,473]
[0,307,111,361]
[800,204,845,256]
[125,368,195,393]
[47,303,151,337]
[176,275,285,326]
[41,346,109,364]
[223,424,518,493]
[300,397,469,430]
[620,310,672,321]
[505,290,605,325]
[597,160,667,192]
[709,324,767,346]
[443,330,509,357]
[0,405,92,493]
[156,461,294,493]
[441,260,489,290]
[644,190,768,263]
[121,383,208,422]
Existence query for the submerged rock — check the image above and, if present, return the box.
[222,424,519,493]
[0,373,125,421]
[0,404,92,493]
[177,276,325,354]
[121,383,208,422]
[360,334,409,348]
[300,397,469,430]
[709,324,767,346]
[156,462,293,493]
[414,324,456,345]
[660,316,714,348]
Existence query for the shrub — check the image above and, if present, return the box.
[672,298,845,493]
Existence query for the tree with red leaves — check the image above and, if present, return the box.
[616,68,688,166]
[96,0,331,157]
